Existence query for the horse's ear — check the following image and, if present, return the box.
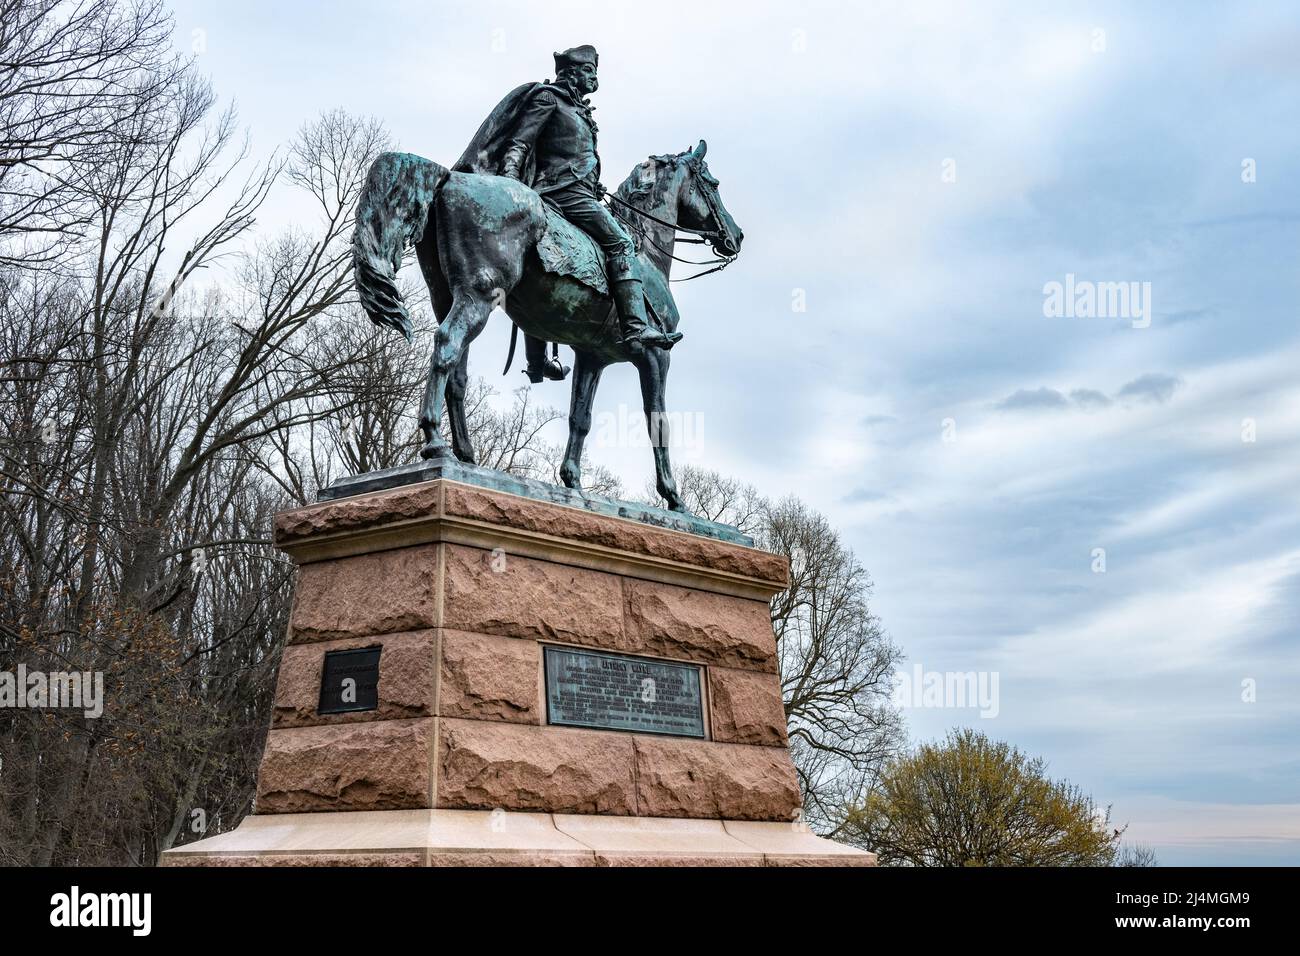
[692,139,707,160]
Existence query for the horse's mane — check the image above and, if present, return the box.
[610,149,692,245]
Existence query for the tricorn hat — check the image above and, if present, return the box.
[554,45,598,72]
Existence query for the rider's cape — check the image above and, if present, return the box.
[453,82,546,184]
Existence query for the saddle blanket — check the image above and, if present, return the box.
[532,201,678,332]
[535,203,610,295]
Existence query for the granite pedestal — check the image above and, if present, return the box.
[162,465,874,867]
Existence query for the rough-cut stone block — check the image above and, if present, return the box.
[273,630,437,728]
[274,482,442,546]
[436,718,636,815]
[289,545,439,643]
[632,735,801,821]
[442,544,623,645]
[256,719,434,813]
[439,630,539,724]
[709,666,789,747]
[623,578,777,672]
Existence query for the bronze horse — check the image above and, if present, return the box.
[351,140,743,512]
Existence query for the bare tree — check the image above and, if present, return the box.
[0,19,396,859]
[645,464,765,534]
[762,496,904,834]
[0,0,187,266]
[1115,843,1159,867]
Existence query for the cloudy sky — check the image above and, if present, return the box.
[167,0,1300,864]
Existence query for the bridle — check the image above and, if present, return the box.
[605,157,738,282]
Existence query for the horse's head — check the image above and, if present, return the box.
[616,141,744,261]
[674,140,743,258]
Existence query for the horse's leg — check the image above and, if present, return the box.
[419,291,493,460]
[560,350,604,489]
[416,226,451,454]
[633,348,686,512]
[420,177,530,458]
[445,349,474,463]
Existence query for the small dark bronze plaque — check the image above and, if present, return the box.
[543,646,705,738]
[318,646,381,714]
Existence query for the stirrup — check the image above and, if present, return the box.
[523,358,570,383]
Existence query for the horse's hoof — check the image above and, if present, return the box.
[420,443,453,461]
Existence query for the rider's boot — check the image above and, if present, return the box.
[523,333,569,383]
[613,277,682,351]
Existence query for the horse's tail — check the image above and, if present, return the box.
[352,151,449,342]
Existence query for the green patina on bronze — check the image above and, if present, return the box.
[352,46,743,513]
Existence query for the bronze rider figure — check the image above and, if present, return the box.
[454,44,682,383]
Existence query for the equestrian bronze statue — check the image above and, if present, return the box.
[352,45,743,512]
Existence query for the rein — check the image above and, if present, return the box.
[605,187,737,282]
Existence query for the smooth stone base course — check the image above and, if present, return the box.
[315,458,755,546]
[160,809,876,867]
